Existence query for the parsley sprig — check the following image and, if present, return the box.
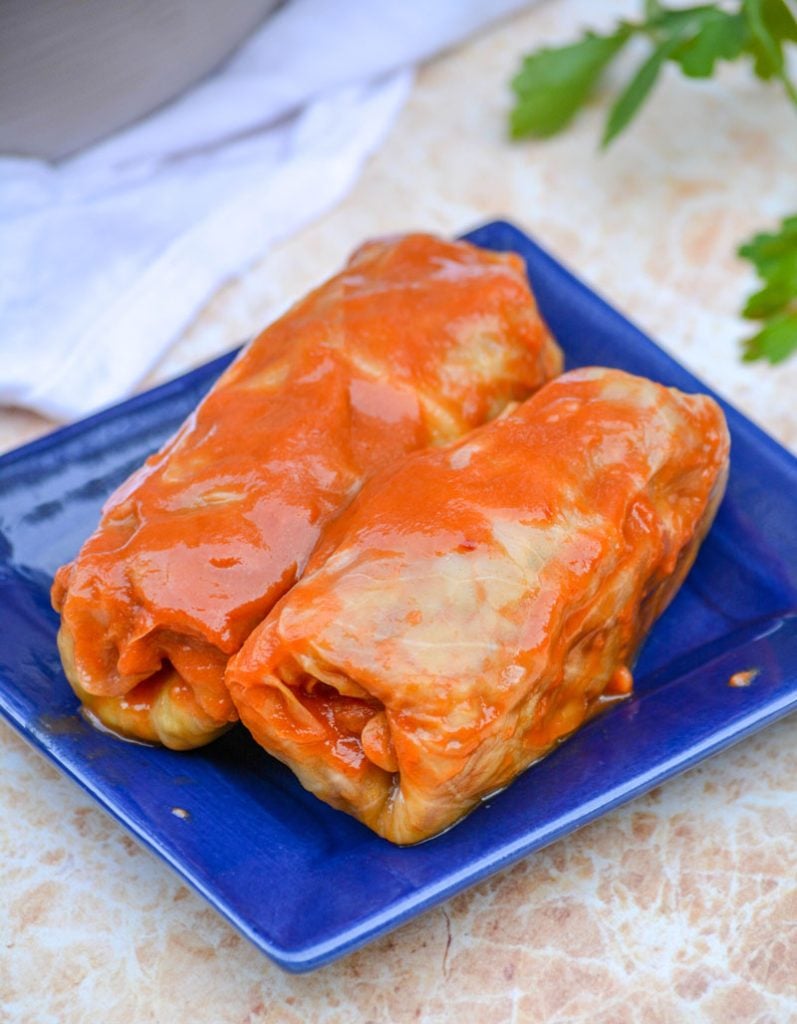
[739,216,797,362]
[510,0,797,146]
[509,0,797,364]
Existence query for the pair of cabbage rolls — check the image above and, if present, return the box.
[52,234,729,844]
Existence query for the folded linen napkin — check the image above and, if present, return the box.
[0,0,534,420]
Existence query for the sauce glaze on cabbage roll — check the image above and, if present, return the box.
[52,234,561,748]
[227,368,730,844]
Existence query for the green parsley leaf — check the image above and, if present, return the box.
[744,0,797,102]
[739,215,797,363]
[510,29,631,140]
[742,278,797,318]
[509,1,797,147]
[763,0,797,41]
[739,215,797,280]
[603,34,685,146]
[672,11,748,77]
[745,0,784,77]
[741,312,797,362]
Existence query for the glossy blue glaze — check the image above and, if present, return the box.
[1,221,796,972]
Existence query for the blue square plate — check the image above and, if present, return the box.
[1,221,796,972]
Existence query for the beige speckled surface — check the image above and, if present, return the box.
[2,2,797,1021]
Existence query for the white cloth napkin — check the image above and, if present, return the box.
[0,0,533,421]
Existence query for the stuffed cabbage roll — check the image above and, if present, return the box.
[227,368,730,844]
[52,234,561,749]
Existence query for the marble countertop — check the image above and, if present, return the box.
[2,2,796,1021]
